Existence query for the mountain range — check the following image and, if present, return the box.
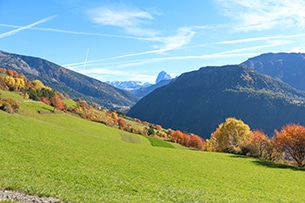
[2,50,305,138]
[0,50,138,111]
[242,52,305,91]
[106,81,152,93]
[127,63,305,138]
[107,71,173,98]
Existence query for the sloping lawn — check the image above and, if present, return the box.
[0,95,305,202]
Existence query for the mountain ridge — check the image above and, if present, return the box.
[127,65,305,138]
[108,71,173,98]
[0,50,138,110]
[241,52,305,91]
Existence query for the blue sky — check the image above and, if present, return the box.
[1,0,305,83]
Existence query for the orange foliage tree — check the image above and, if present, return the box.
[179,133,190,146]
[274,124,305,167]
[155,124,162,130]
[189,135,205,150]
[117,118,127,130]
[170,130,184,143]
[6,69,18,78]
[50,95,65,111]
[41,97,51,105]
[247,130,271,158]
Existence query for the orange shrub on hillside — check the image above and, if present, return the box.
[274,124,305,167]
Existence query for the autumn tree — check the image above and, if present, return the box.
[6,69,18,78]
[41,97,51,105]
[0,77,8,90]
[274,124,305,167]
[189,135,205,150]
[15,78,25,90]
[18,73,27,82]
[206,126,220,152]
[117,118,126,130]
[247,130,271,158]
[4,76,16,90]
[155,124,162,130]
[208,117,252,154]
[179,133,191,146]
[50,95,65,112]
[170,130,184,143]
[32,79,45,90]
[157,131,168,139]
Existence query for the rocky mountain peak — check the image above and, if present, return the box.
[155,71,172,83]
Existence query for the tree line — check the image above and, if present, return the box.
[0,68,65,113]
[207,117,305,168]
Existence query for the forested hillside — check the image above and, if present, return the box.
[242,52,305,91]
[0,50,138,111]
[128,65,305,138]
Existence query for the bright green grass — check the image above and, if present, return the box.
[145,136,175,148]
[1,93,305,202]
[63,99,77,108]
[1,91,24,101]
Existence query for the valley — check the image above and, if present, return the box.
[1,51,305,202]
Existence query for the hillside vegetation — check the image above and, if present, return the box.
[0,50,138,111]
[242,52,305,91]
[1,87,305,202]
[0,100,305,202]
[128,65,305,138]
[1,63,305,202]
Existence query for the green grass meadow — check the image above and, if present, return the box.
[1,92,305,202]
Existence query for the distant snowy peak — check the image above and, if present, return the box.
[156,71,172,83]
[106,81,152,92]
[107,71,172,95]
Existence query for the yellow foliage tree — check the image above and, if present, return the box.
[209,117,252,154]
[31,79,45,90]
[15,78,25,90]
[4,76,16,90]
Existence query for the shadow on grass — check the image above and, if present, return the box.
[252,159,305,172]
[229,154,253,159]
[229,154,305,171]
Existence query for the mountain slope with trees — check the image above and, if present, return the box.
[241,52,305,91]
[0,50,138,110]
[127,65,305,138]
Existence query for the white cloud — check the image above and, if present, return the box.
[156,27,196,50]
[87,6,153,27]
[215,0,305,31]
[86,5,197,50]
[86,5,158,37]
[215,33,305,45]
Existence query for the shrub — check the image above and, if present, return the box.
[0,98,20,114]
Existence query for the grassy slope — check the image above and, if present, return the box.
[1,92,305,202]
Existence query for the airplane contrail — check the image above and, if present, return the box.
[0,15,57,38]
[83,49,89,70]
[0,23,153,41]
